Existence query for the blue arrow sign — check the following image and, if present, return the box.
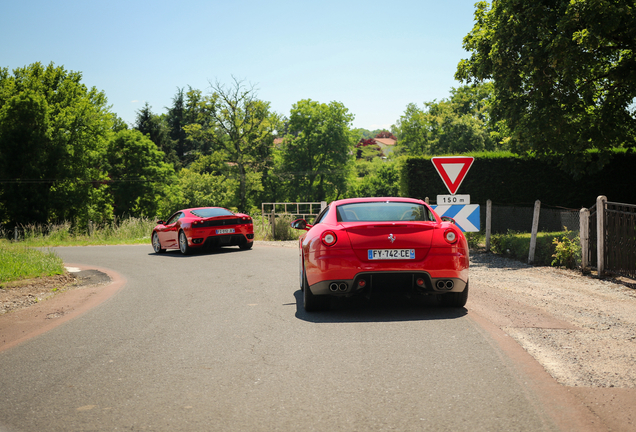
[432,204,480,232]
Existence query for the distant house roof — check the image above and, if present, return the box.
[374,138,397,146]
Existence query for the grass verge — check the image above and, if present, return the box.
[0,241,65,284]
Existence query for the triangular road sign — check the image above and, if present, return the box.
[431,157,475,194]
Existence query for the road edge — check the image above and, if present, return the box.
[0,264,126,353]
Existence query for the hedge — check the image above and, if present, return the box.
[400,151,636,209]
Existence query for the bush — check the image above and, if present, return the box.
[490,230,569,266]
[551,230,581,269]
[252,214,303,241]
[465,232,484,249]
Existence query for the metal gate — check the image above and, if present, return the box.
[605,202,636,279]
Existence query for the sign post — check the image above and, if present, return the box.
[431,156,479,232]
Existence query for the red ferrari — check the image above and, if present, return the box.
[291,197,469,311]
[152,207,254,254]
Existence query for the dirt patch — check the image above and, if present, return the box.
[1,273,78,315]
[0,269,111,316]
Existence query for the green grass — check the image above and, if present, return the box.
[15,217,157,247]
[0,241,65,284]
[490,230,579,266]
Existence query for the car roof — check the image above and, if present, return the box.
[330,197,426,206]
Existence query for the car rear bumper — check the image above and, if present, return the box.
[186,229,254,248]
[308,271,467,296]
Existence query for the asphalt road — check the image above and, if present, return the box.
[0,244,560,432]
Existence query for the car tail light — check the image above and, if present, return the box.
[444,229,458,244]
[321,230,337,247]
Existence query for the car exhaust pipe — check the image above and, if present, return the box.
[329,283,339,292]
[338,282,348,292]
[436,280,454,290]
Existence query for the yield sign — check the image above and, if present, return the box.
[431,156,475,194]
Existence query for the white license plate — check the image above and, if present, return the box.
[368,249,415,260]
[216,228,235,234]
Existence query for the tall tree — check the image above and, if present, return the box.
[278,99,355,202]
[106,129,177,218]
[0,62,113,227]
[456,0,636,173]
[134,102,178,166]
[184,78,280,211]
[394,83,502,156]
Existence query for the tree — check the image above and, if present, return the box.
[394,84,500,156]
[456,0,636,173]
[106,129,177,218]
[134,102,178,166]
[0,62,113,227]
[184,78,280,212]
[278,99,355,202]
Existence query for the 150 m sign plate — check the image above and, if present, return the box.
[437,194,470,205]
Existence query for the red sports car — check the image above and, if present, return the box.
[152,207,254,254]
[291,197,469,311]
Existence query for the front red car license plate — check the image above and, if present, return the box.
[368,249,415,260]
[216,228,235,234]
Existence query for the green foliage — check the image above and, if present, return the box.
[456,0,636,175]
[464,232,484,249]
[348,159,400,198]
[394,83,509,156]
[401,150,636,208]
[183,78,279,212]
[277,99,355,202]
[552,230,581,269]
[490,231,562,266]
[0,62,114,228]
[0,242,64,283]
[134,102,178,167]
[10,217,156,247]
[106,129,178,218]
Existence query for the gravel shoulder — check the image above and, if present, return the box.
[468,251,636,389]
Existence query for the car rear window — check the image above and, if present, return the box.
[190,208,234,218]
[336,202,435,222]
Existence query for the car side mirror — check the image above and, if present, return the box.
[291,218,311,230]
[441,216,456,224]
[157,220,165,225]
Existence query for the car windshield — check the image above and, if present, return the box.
[336,202,435,222]
[190,208,234,218]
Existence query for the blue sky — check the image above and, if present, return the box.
[1,0,479,131]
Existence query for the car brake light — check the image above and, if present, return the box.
[321,230,337,246]
[444,229,458,244]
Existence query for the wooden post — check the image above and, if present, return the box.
[597,195,607,276]
[271,206,276,241]
[485,200,492,252]
[14,226,18,242]
[528,200,541,264]
[579,208,589,269]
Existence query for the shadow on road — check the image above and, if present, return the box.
[293,290,467,323]
[147,247,247,258]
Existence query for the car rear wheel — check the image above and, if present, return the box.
[239,241,253,250]
[152,232,166,254]
[439,282,469,308]
[179,230,191,255]
[303,273,329,312]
